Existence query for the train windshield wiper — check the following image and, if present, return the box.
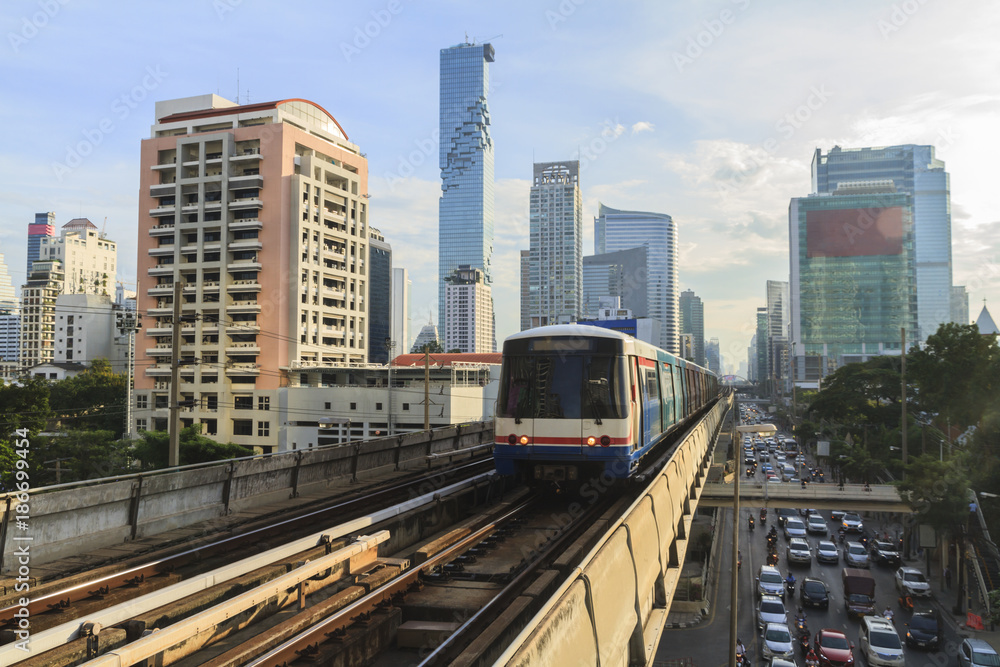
[585,381,603,425]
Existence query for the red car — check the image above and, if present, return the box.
[814,628,855,666]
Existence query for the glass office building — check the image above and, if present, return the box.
[789,186,917,383]
[595,204,678,353]
[438,42,495,346]
[812,145,951,342]
[527,161,582,327]
[679,289,705,366]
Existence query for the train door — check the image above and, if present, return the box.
[661,362,675,429]
[630,356,642,451]
[642,360,661,445]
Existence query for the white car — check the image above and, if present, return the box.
[859,615,905,666]
[757,594,787,632]
[762,623,795,661]
[844,541,869,568]
[895,567,931,597]
[757,565,785,599]
[783,518,807,539]
[786,538,812,565]
[806,514,828,535]
[842,512,864,532]
[816,540,839,564]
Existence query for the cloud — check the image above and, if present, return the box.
[631,121,655,134]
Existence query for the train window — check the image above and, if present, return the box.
[497,354,628,420]
[661,363,675,424]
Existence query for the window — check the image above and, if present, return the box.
[376,403,383,410]
[350,402,357,410]
[136,395,148,409]
[234,395,253,410]
[205,395,218,410]
[136,419,147,432]
[204,418,217,435]
[258,396,270,411]
[403,403,410,411]
[232,419,253,436]
[154,395,169,408]
[324,402,331,409]
[257,421,270,437]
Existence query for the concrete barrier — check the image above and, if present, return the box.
[0,422,493,574]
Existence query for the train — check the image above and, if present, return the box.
[493,324,721,486]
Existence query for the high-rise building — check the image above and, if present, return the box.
[755,307,769,386]
[53,293,128,372]
[595,204,678,353]
[527,161,582,327]
[391,267,410,356]
[789,182,917,386]
[812,145,951,342]
[27,212,55,275]
[38,218,117,296]
[443,265,494,353]
[0,252,17,312]
[410,322,440,353]
[438,42,495,345]
[133,94,369,450]
[368,228,392,364]
[20,260,64,369]
[706,337,721,375]
[582,247,649,321]
[679,289,705,366]
[765,280,790,387]
[951,286,969,325]
[0,252,19,370]
[519,250,530,331]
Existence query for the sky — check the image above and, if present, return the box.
[2,0,998,374]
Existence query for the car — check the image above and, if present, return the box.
[786,538,812,565]
[762,623,795,661]
[815,540,839,564]
[781,464,797,482]
[859,615,904,666]
[806,514,828,535]
[814,628,855,666]
[844,541,869,568]
[895,567,931,597]
[830,509,847,522]
[842,512,864,532]
[757,594,787,632]
[904,609,940,650]
[776,508,797,527]
[784,517,807,539]
[959,638,1000,667]
[869,541,901,566]
[768,660,796,667]
[799,577,830,609]
[757,565,786,599]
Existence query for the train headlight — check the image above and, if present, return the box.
[586,436,596,446]
[508,434,517,445]
[519,435,529,445]
[600,435,611,447]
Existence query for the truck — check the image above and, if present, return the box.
[842,567,876,617]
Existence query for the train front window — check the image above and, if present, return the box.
[498,355,627,420]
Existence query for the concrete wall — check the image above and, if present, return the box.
[503,396,732,667]
[0,421,493,574]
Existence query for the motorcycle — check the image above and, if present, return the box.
[767,550,779,566]
[760,509,767,524]
[766,533,777,549]
[749,516,755,531]
[898,594,914,612]
[799,630,811,655]
[805,648,820,667]
[785,578,796,596]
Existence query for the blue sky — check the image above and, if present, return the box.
[2,0,998,372]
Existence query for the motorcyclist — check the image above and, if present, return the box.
[736,638,746,662]
[795,606,807,626]
[749,515,755,531]
[785,572,796,593]
[760,508,767,523]
[883,607,894,624]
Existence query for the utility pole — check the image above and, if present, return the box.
[169,281,184,467]
[900,327,907,479]
[116,309,141,439]
[424,350,430,431]
[385,338,395,435]
[729,407,740,667]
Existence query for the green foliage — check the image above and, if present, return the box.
[416,340,445,354]
[131,425,252,469]
[807,355,902,431]
[49,359,127,437]
[898,455,970,538]
[0,376,51,436]
[30,430,132,486]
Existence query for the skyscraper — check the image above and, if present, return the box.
[519,250,530,331]
[812,145,951,342]
[134,94,369,450]
[0,252,19,368]
[679,289,705,366]
[391,267,410,356]
[789,182,917,385]
[527,161,582,327]
[27,212,55,275]
[443,265,494,353]
[582,247,648,320]
[596,204,678,353]
[706,338,721,375]
[438,41,495,346]
[368,228,392,364]
[951,285,969,325]
[766,280,789,387]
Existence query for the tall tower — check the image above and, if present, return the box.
[812,145,951,342]
[519,250,530,331]
[391,267,410,355]
[595,203,678,353]
[438,41,495,347]
[134,94,369,452]
[368,228,392,364]
[0,252,20,368]
[444,265,493,353]
[527,161,582,327]
[678,289,705,365]
[27,212,55,275]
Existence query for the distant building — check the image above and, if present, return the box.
[27,212,55,275]
[443,265,494,353]
[976,304,998,336]
[411,322,440,353]
[595,203,678,353]
[755,307,768,386]
[679,289,705,366]
[578,297,660,346]
[53,293,130,373]
[766,280,790,387]
[0,252,19,369]
[38,218,117,296]
[391,267,410,356]
[706,337,721,375]
[439,41,496,348]
[582,246,648,321]
[19,260,64,369]
[368,228,392,364]
[951,286,969,326]
[679,333,695,362]
[519,250,530,331]
[527,161,582,327]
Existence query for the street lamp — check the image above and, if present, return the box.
[385,338,395,436]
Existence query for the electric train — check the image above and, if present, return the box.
[493,324,720,485]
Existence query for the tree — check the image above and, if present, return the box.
[131,425,252,469]
[30,430,132,486]
[49,359,127,437]
[807,355,902,430]
[898,455,970,539]
[416,340,444,354]
[0,377,51,488]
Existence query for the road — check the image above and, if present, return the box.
[655,436,970,666]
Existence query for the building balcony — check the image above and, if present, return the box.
[149,183,176,197]
[322,248,346,261]
[227,280,261,291]
[146,364,172,377]
[152,161,177,171]
[150,204,176,217]
[229,174,263,188]
[226,323,260,333]
[147,306,173,316]
[227,260,262,272]
[148,266,176,277]
[229,197,262,211]
[231,149,261,161]
[228,240,263,252]
[227,301,261,314]
[145,326,172,336]
[230,218,263,231]
[202,281,220,291]
[149,222,175,237]
[148,283,175,295]
[149,246,175,257]
[225,343,261,354]
[225,363,260,375]
[153,381,170,390]
[145,346,172,357]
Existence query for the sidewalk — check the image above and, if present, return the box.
[921,548,1000,650]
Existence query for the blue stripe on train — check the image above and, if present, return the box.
[494,443,644,479]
